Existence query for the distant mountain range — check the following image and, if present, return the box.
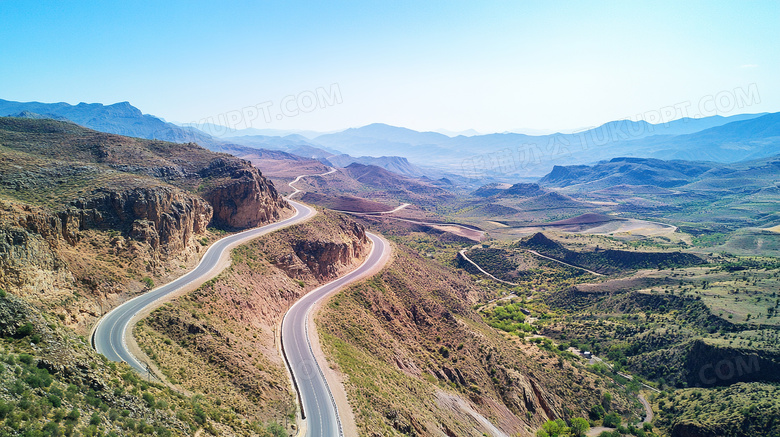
[326,155,426,178]
[0,99,435,179]
[307,114,776,179]
[0,99,215,146]
[2,98,778,183]
[536,154,780,192]
[180,123,331,140]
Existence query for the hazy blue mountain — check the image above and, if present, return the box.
[539,157,716,189]
[0,99,216,146]
[327,154,426,178]
[537,153,780,192]
[314,123,454,159]
[180,123,332,140]
[614,112,780,163]
[317,123,451,145]
[221,134,339,159]
[648,113,766,136]
[434,128,482,137]
[307,114,774,179]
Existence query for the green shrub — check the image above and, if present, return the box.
[570,417,590,437]
[18,354,34,365]
[590,404,606,420]
[47,394,62,408]
[142,392,156,408]
[603,412,621,427]
[267,422,286,437]
[25,368,53,388]
[16,322,34,337]
[0,400,14,419]
[66,409,80,422]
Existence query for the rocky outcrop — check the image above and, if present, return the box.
[0,119,294,336]
[14,186,213,257]
[0,224,72,298]
[199,157,290,230]
[71,187,212,255]
[268,213,368,281]
[0,185,214,310]
[291,221,367,279]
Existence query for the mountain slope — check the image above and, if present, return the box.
[619,112,780,162]
[327,154,425,178]
[0,117,290,333]
[0,99,216,146]
[317,242,639,436]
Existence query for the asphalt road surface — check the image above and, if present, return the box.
[281,232,386,437]
[93,199,315,373]
[94,163,384,436]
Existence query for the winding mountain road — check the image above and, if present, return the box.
[93,167,389,437]
[92,199,316,372]
[288,168,338,199]
[282,233,386,437]
[524,249,604,276]
[93,166,338,371]
[458,249,519,286]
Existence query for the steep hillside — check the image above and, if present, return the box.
[652,383,780,436]
[0,117,290,333]
[317,243,640,436]
[0,289,243,436]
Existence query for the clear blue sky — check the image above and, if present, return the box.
[1,0,778,133]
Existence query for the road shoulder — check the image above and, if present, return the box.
[309,234,393,437]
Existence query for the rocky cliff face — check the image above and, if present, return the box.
[11,185,212,255]
[0,217,72,300]
[0,184,213,309]
[268,212,368,281]
[199,157,289,229]
[70,186,213,255]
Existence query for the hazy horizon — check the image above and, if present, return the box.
[1,1,778,134]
